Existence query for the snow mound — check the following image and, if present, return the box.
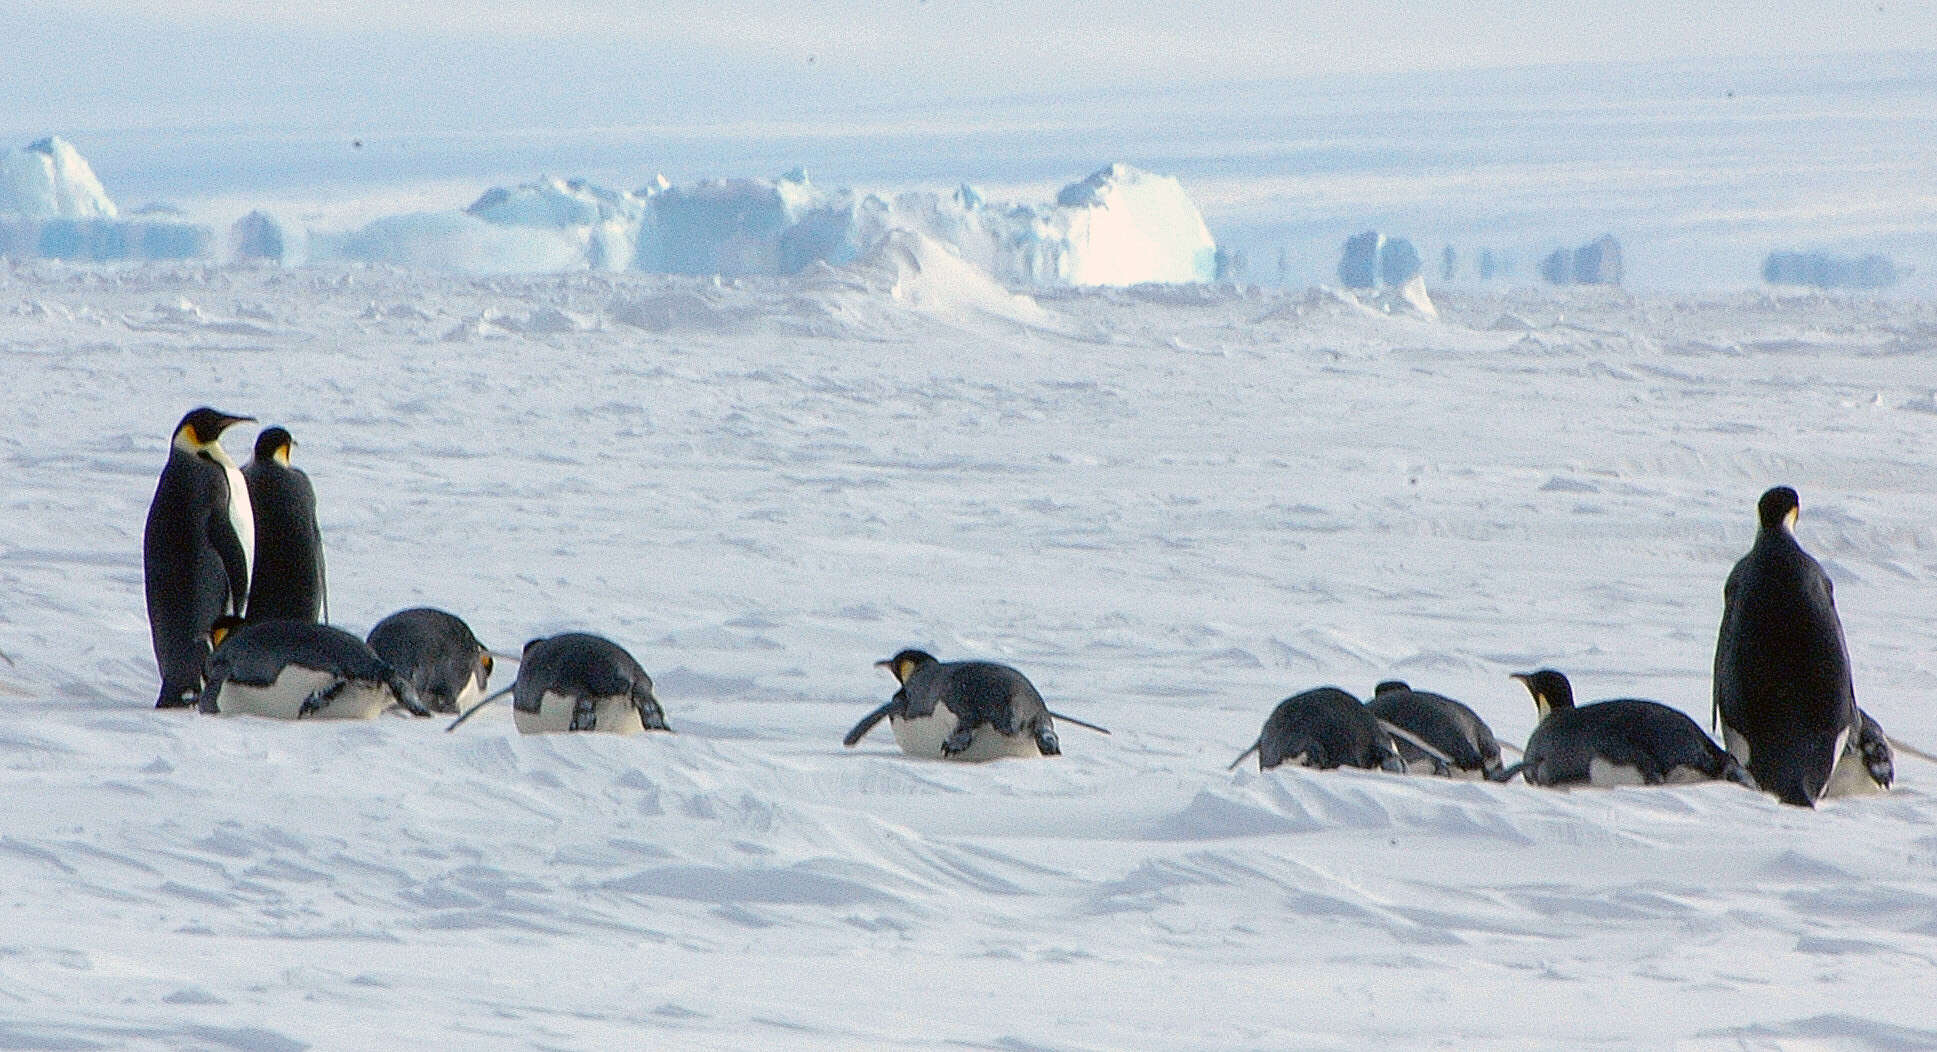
[0,137,117,220]
[847,229,1055,328]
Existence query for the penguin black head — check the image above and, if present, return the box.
[1511,669,1575,720]
[1757,486,1800,533]
[175,407,255,449]
[875,648,938,684]
[254,426,296,464]
[1373,680,1410,696]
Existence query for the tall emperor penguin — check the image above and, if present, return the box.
[144,407,255,708]
[1713,486,1860,806]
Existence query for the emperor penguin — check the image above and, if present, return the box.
[1501,669,1752,789]
[242,426,326,623]
[1714,486,1878,806]
[844,649,1109,761]
[366,607,494,715]
[509,632,670,734]
[1228,687,1403,773]
[1366,680,1504,779]
[200,617,431,719]
[143,407,256,708]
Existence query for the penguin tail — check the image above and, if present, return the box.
[842,701,897,747]
[1227,741,1262,772]
[1046,710,1110,736]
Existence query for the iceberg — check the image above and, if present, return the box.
[0,137,117,220]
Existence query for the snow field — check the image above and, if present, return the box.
[3,261,1937,1048]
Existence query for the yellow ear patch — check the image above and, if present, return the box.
[272,443,293,466]
[894,656,920,683]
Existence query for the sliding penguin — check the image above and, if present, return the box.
[366,607,493,715]
[1228,687,1402,773]
[200,618,431,719]
[1502,669,1752,789]
[1713,486,1875,806]
[143,407,255,708]
[1366,680,1504,778]
[845,649,1109,761]
[243,426,326,623]
[509,632,670,734]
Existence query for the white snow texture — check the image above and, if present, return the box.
[2,255,1936,1048]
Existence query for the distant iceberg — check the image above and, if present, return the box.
[0,137,117,220]
[304,163,1217,288]
[1762,251,1897,290]
[0,136,212,262]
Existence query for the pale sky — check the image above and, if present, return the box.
[5,0,1932,131]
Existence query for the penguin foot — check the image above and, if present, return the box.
[940,727,977,757]
[570,697,598,732]
[1034,728,1061,756]
[298,680,348,718]
[1861,738,1895,789]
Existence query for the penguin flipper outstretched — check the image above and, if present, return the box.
[1046,710,1110,735]
[1226,741,1262,772]
[207,507,250,617]
[842,700,899,747]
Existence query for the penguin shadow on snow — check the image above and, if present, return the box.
[843,649,1110,761]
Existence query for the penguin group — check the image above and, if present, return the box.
[138,408,1902,803]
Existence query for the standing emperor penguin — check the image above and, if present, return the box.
[242,426,326,623]
[143,407,255,708]
[845,649,1109,761]
[1714,486,1875,806]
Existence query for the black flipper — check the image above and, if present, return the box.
[1490,761,1530,784]
[207,506,250,618]
[634,683,672,732]
[389,674,432,717]
[445,685,515,732]
[1046,710,1110,735]
[1227,741,1263,772]
[842,701,899,747]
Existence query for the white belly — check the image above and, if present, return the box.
[890,709,1041,762]
[512,691,646,735]
[210,666,392,720]
[1586,757,1648,787]
[1823,729,1886,798]
[222,460,253,614]
[452,669,488,712]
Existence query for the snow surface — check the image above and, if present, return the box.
[4,257,1937,1049]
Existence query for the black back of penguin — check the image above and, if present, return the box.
[1238,687,1398,772]
[1512,670,1747,789]
[200,618,427,718]
[1366,680,1503,776]
[143,407,255,708]
[243,426,327,624]
[367,608,490,714]
[514,632,670,732]
[1713,486,1858,806]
